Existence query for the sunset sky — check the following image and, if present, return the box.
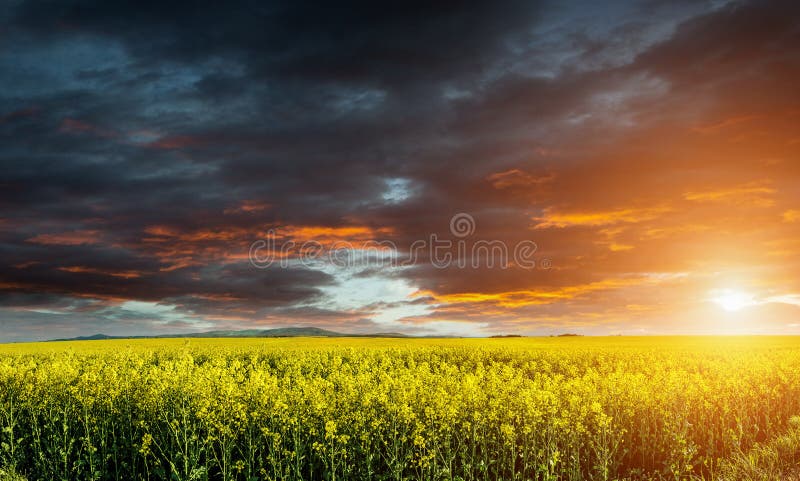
[1,0,799,341]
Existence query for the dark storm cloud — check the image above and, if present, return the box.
[11,0,539,83]
[0,0,543,338]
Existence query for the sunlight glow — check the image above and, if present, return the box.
[710,289,756,312]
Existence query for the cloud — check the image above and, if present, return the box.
[487,169,555,189]
[782,210,800,223]
[1,0,800,339]
[26,230,102,246]
[683,182,776,206]
[533,206,671,229]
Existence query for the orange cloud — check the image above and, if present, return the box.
[534,206,670,229]
[608,243,634,252]
[136,223,394,271]
[596,227,635,252]
[27,230,101,245]
[640,224,712,240]
[144,224,391,244]
[142,225,179,238]
[143,225,251,242]
[683,182,775,206]
[58,266,143,279]
[691,114,761,134]
[140,225,258,269]
[782,210,800,223]
[276,225,394,241]
[13,261,40,269]
[224,200,271,215]
[418,276,664,308]
[487,169,554,189]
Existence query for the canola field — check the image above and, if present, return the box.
[1,336,800,481]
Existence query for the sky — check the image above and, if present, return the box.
[1,0,799,341]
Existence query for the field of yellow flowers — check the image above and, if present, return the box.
[1,336,799,481]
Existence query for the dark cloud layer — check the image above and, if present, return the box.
[1,0,799,340]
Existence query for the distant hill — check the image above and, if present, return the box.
[50,327,410,342]
[60,333,117,341]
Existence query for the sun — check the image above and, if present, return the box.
[710,289,756,312]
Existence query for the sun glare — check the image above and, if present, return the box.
[711,289,756,312]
